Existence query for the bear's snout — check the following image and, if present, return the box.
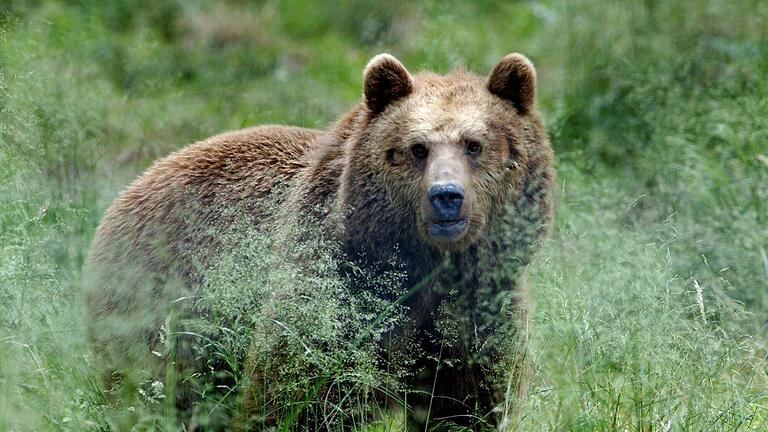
[429,183,464,219]
[427,182,468,239]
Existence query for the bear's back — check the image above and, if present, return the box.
[84,125,320,367]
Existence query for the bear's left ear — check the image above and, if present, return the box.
[486,53,537,114]
[363,53,413,114]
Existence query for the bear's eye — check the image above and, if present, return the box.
[410,143,428,160]
[466,140,483,156]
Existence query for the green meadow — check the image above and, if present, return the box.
[1,0,767,430]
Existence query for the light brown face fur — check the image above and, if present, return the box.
[358,54,537,251]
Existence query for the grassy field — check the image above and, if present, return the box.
[1,0,767,430]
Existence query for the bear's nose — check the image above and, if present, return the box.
[428,183,464,220]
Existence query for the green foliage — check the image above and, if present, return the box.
[199,218,408,429]
[1,0,766,430]
[519,165,768,430]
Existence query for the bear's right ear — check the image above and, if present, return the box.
[486,53,537,114]
[363,53,413,114]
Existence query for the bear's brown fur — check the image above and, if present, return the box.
[85,53,554,430]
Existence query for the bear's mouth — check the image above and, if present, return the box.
[428,217,468,240]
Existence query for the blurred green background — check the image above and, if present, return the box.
[1,0,767,430]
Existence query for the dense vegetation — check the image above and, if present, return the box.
[1,0,766,430]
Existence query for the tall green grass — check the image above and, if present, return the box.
[1,0,766,430]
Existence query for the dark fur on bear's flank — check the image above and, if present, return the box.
[84,53,554,430]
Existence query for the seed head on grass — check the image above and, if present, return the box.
[693,279,705,324]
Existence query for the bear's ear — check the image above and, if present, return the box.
[486,53,537,114]
[363,53,413,114]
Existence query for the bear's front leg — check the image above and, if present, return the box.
[403,278,530,430]
[406,350,498,431]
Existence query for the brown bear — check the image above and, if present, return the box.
[84,52,554,430]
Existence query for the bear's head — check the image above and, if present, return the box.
[342,53,542,254]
